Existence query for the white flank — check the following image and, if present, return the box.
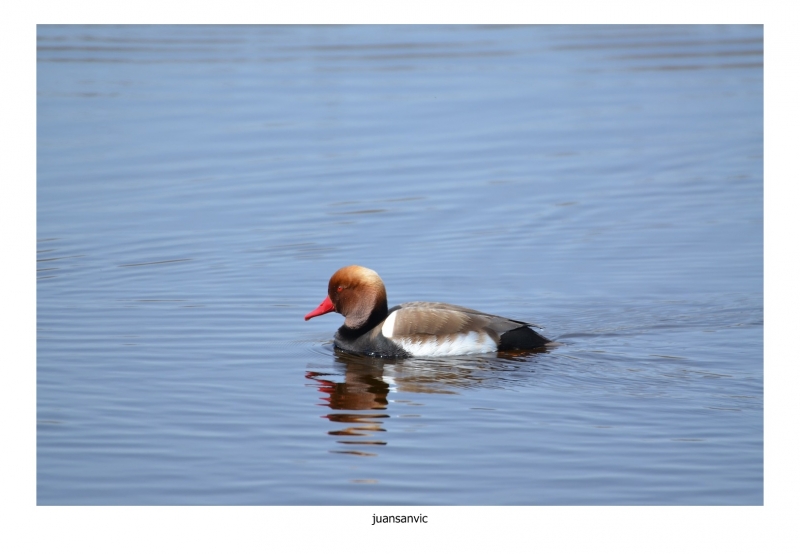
[396,331,497,357]
[381,310,398,338]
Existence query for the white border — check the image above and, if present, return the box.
[4,2,796,552]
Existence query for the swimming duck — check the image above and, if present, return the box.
[305,265,551,357]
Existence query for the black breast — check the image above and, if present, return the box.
[334,325,410,358]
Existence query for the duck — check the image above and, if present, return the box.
[304,265,551,358]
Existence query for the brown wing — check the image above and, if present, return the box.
[390,302,529,338]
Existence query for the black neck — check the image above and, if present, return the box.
[338,303,388,339]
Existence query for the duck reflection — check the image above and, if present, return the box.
[306,347,551,456]
[306,352,392,456]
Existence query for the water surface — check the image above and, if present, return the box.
[37,24,763,505]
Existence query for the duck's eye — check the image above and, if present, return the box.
[337,286,343,292]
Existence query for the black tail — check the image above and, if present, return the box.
[498,326,550,350]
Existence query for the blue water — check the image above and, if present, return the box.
[37,24,762,505]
